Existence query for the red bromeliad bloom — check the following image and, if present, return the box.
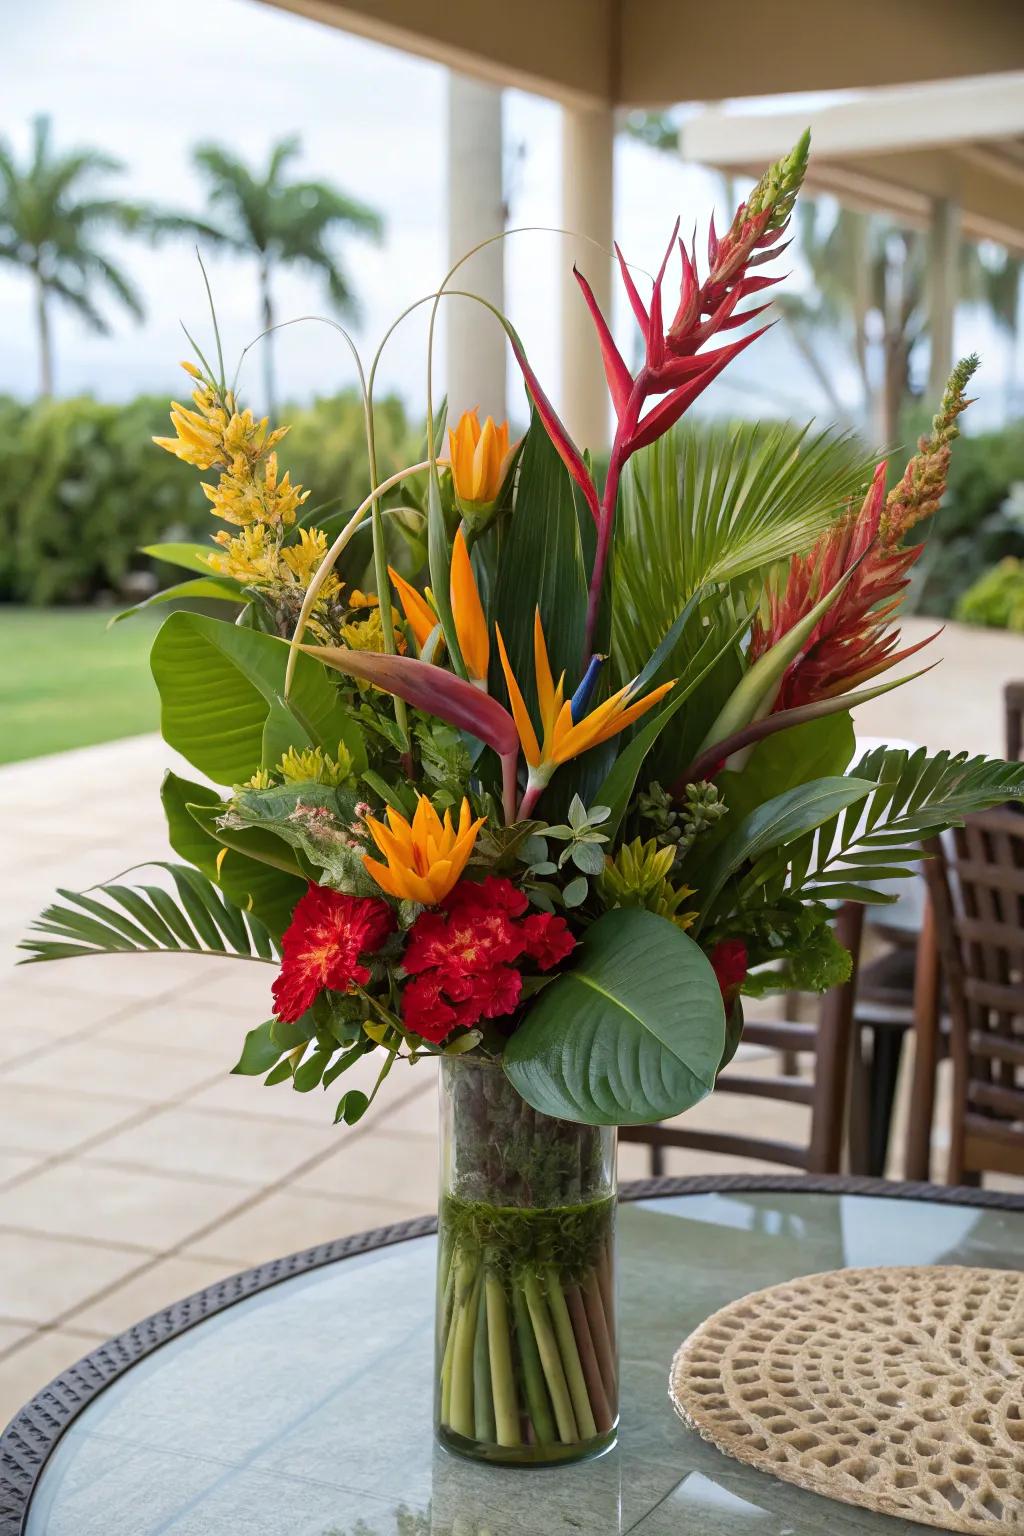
[750,356,978,711]
[400,876,575,1042]
[272,884,394,1023]
[710,939,747,1005]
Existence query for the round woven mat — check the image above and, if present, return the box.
[670,1266,1024,1533]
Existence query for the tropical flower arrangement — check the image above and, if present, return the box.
[22,130,1024,1464]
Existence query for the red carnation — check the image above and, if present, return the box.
[520,911,576,971]
[272,884,394,1023]
[404,904,525,976]
[443,875,528,918]
[709,939,747,1005]
[447,964,523,1019]
[401,973,460,1042]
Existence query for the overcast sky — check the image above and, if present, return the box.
[4,0,1016,432]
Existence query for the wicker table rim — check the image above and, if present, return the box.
[2,1173,1021,1534]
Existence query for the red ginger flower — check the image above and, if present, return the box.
[710,939,747,1005]
[750,356,978,711]
[272,884,394,1023]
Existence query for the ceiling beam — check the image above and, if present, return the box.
[258,0,1024,107]
[259,0,615,107]
[618,0,1024,107]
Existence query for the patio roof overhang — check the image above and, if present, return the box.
[264,0,1024,107]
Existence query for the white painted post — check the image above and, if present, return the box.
[928,196,960,397]
[446,72,506,424]
[561,103,614,454]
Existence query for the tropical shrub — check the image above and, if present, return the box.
[0,388,417,605]
[956,555,1024,632]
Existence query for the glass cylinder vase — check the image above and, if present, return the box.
[435,1054,618,1465]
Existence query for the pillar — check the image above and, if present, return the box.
[560,103,614,454]
[446,73,506,423]
[928,197,960,398]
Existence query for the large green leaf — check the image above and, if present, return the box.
[161,771,305,937]
[150,611,366,786]
[691,776,874,931]
[717,713,856,826]
[504,908,726,1126]
[113,576,246,625]
[141,542,220,575]
[489,413,588,712]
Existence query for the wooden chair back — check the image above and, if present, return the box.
[924,809,1024,1183]
[1005,680,1024,762]
[621,904,863,1175]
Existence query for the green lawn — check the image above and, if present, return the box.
[0,607,161,765]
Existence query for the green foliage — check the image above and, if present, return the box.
[505,908,725,1126]
[0,389,417,606]
[20,864,280,963]
[955,556,1024,632]
[734,905,853,997]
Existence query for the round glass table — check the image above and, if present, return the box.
[2,1175,1021,1536]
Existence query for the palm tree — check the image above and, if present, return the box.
[192,137,383,414]
[0,116,210,396]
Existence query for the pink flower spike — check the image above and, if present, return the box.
[573,265,634,423]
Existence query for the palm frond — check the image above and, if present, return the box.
[743,749,1024,909]
[20,864,279,965]
[613,418,876,679]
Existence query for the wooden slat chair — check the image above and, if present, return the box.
[924,808,1024,1183]
[1005,680,1024,762]
[621,904,864,1176]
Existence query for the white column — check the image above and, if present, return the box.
[561,103,614,454]
[446,73,506,423]
[928,196,960,398]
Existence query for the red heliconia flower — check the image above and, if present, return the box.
[710,939,747,1005]
[508,133,810,656]
[520,911,576,971]
[272,884,394,1023]
[750,356,978,711]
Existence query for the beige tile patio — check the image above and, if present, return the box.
[3,1037,224,1104]
[0,1230,145,1325]
[0,1327,110,1429]
[0,971,150,1031]
[83,1106,342,1186]
[292,1129,439,1209]
[187,1187,424,1267]
[0,1320,34,1355]
[0,1150,41,1187]
[0,1081,142,1156]
[0,1161,248,1251]
[92,997,258,1060]
[66,1254,239,1336]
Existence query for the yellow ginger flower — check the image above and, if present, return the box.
[340,605,406,654]
[208,524,281,585]
[153,365,288,473]
[202,450,308,529]
[362,795,484,905]
[278,528,341,600]
[446,409,516,509]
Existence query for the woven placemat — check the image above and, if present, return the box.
[670,1266,1023,1533]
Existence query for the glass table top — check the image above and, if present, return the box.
[21,1189,1024,1536]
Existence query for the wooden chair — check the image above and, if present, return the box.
[621,904,864,1175]
[924,809,1024,1183]
[1005,680,1024,762]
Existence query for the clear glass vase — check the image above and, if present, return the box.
[435,1054,618,1465]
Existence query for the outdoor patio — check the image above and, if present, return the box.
[2,615,1021,1427]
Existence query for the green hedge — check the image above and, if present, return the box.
[0,389,419,606]
[910,422,1024,619]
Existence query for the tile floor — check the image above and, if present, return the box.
[2,616,1022,1426]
